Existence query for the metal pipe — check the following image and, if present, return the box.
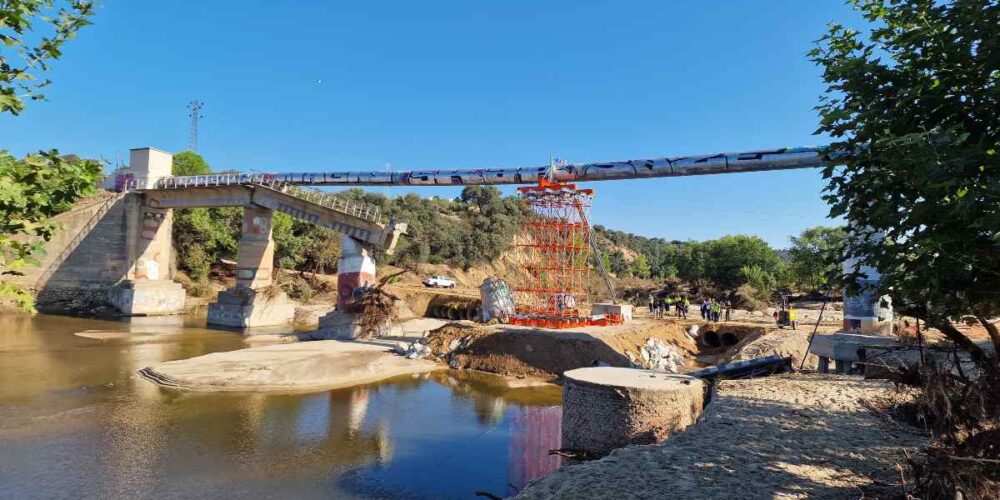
[156,146,832,187]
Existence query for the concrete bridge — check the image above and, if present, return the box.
[19,144,887,332]
[15,147,407,327]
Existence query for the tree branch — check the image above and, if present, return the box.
[931,319,993,372]
[974,314,1000,365]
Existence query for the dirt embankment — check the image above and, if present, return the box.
[422,320,699,382]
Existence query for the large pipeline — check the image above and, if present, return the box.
[156,146,834,188]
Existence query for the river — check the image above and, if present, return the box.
[0,313,563,499]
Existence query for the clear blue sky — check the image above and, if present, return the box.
[0,0,862,248]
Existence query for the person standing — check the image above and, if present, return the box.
[680,296,689,319]
[711,299,722,322]
[724,299,732,322]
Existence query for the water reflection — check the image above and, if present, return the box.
[0,313,563,499]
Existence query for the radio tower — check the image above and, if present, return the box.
[187,101,204,151]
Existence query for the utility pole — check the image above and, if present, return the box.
[188,101,204,152]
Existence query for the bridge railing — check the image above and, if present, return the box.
[119,173,387,226]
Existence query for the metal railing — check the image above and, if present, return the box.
[114,173,387,225]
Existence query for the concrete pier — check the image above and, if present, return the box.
[108,279,186,316]
[109,149,186,315]
[337,235,376,308]
[561,367,704,457]
[208,207,294,327]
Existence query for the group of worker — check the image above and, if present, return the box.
[646,293,732,323]
[647,294,690,319]
[700,298,732,323]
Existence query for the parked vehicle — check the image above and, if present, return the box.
[423,275,456,288]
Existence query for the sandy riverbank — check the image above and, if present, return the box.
[139,339,444,392]
[515,373,927,499]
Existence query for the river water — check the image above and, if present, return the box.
[0,313,563,499]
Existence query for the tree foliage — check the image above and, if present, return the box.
[272,212,341,274]
[593,226,789,294]
[377,187,526,269]
[811,0,1000,368]
[0,150,102,309]
[788,226,846,290]
[0,0,94,115]
[171,151,211,176]
[173,206,241,280]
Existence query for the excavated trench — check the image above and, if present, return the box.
[390,289,481,321]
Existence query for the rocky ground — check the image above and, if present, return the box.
[516,373,928,500]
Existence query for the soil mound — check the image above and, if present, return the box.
[422,320,699,381]
[728,328,819,370]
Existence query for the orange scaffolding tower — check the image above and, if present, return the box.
[510,178,621,329]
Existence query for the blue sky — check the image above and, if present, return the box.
[0,0,862,248]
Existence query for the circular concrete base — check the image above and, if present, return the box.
[561,367,705,457]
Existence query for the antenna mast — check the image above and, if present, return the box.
[187,101,204,151]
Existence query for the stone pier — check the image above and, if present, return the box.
[108,148,185,315]
[207,206,295,327]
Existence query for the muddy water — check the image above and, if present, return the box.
[0,313,563,499]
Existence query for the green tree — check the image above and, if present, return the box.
[606,250,629,276]
[812,0,1000,370]
[0,151,102,309]
[788,226,845,290]
[168,153,244,279]
[629,253,651,279]
[272,212,341,274]
[171,151,211,176]
[172,207,241,280]
[1,0,94,114]
[739,264,777,297]
[702,235,785,290]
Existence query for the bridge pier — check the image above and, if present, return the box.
[312,236,379,339]
[108,150,186,316]
[337,236,377,308]
[207,206,296,328]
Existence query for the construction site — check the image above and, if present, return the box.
[3,1,999,499]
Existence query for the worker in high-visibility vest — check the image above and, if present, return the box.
[788,307,798,330]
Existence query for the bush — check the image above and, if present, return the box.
[282,275,314,301]
[733,284,766,311]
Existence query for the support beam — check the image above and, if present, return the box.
[207,207,295,328]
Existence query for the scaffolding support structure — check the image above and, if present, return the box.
[510,178,622,329]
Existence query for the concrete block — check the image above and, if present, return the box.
[108,280,185,315]
[591,303,634,322]
[311,310,395,340]
[808,332,899,362]
[561,367,704,457]
[207,287,295,328]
